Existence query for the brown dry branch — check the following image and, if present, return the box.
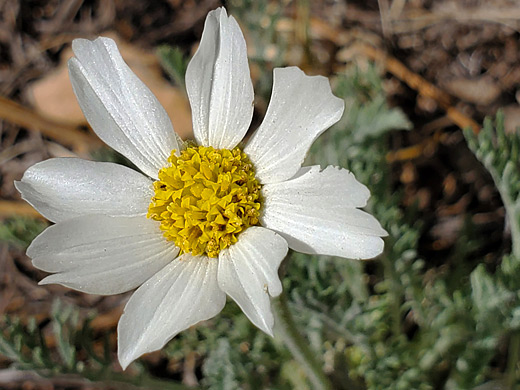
[353,44,480,134]
[301,14,481,162]
[301,16,480,134]
[388,4,520,34]
[378,0,392,37]
[387,131,449,163]
[0,96,101,154]
[0,201,43,219]
[90,306,124,331]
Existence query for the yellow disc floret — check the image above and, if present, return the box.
[147,146,262,258]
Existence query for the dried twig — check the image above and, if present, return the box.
[386,131,449,163]
[0,96,101,153]
[353,44,480,134]
[300,16,481,134]
[91,306,123,330]
[378,0,392,37]
[0,201,44,219]
[389,6,520,33]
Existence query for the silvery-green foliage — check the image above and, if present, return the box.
[0,216,46,248]
[0,300,191,389]
[301,69,520,389]
[0,300,110,374]
[303,70,432,388]
[202,339,241,390]
[157,45,188,90]
[228,0,286,100]
[332,65,412,143]
[465,114,520,261]
[163,302,288,390]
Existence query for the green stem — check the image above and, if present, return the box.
[381,252,402,337]
[506,332,520,389]
[273,291,333,390]
[493,172,520,260]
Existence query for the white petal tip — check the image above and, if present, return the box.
[118,353,133,371]
[13,180,29,198]
[209,6,227,18]
[253,317,274,337]
[13,180,22,193]
[256,315,275,337]
[38,276,56,286]
[369,223,388,238]
[71,37,90,51]
[264,326,274,338]
[39,274,76,289]
[358,237,385,260]
[269,289,283,298]
[71,36,113,54]
[117,335,139,370]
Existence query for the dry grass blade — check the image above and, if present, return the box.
[0,96,101,153]
[0,201,44,219]
[354,44,480,134]
[386,131,448,162]
[378,0,392,37]
[303,15,480,135]
[390,5,520,33]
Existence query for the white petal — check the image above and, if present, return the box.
[15,158,153,223]
[245,67,344,184]
[218,227,288,336]
[185,7,254,149]
[118,254,225,369]
[69,37,179,179]
[28,215,178,295]
[261,166,387,259]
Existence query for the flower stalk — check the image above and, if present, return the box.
[273,290,334,390]
[506,330,520,388]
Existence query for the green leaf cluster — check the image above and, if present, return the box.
[0,216,46,248]
[0,300,111,375]
[284,72,520,389]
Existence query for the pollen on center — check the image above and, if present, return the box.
[147,145,262,258]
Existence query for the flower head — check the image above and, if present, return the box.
[148,145,262,258]
[15,7,386,369]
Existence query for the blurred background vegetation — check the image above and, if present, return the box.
[1,0,520,389]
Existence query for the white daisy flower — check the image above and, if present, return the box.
[15,7,386,369]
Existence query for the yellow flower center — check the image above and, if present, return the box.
[147,145,262,258]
